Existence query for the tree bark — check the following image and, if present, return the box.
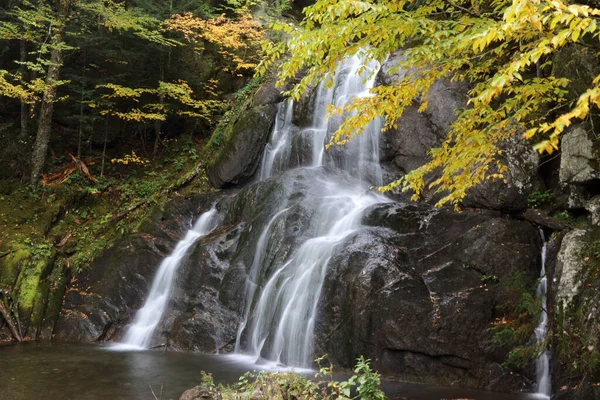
[19,41,28,139]
[30,1,72,185]
[0,302,22,342]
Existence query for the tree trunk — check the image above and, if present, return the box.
[19,41,28,139]
[30,1,72,185]
[101,116,108,177]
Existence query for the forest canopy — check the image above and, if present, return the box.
[0,0,264,185]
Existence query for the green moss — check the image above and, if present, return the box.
[16,258,50,313]
[0,247,31,288]
[205,76,268,168]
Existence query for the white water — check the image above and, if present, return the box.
[116,207,218,349]
[533,230,551,398]
[235,53,388,368]
[260,101,295,180]
[260,54,383,186]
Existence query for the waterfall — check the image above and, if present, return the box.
[260,101,294,180]
[260,54,383,185]
[234,53,388,368]
[534,230,551,398]
[117,207,218,349]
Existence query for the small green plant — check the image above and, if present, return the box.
[505,344,539,370]
[489,271,541,372]
[588,239,600,259]
[553,210,573,223]
[481,274,499,284]
[316,355,385,400]
[528,190,555,208]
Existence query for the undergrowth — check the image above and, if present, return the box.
[196,356,386,400]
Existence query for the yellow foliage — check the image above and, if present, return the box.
[259,0,600,207]
[111,151,149,165]
[164,10,264,72]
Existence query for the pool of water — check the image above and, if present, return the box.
[0,343,540,400]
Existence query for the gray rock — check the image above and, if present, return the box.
[559,124,600,211]
[551,228,600,399]
[179,386,221,400]
[462,134,539,211]
[380,106,443,174]
[560,124,600,187]
[586,196,600,226]
[252,80,283,106]
[553,44,600,101]
[554,230,589,310]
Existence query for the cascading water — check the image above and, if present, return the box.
[117,207,218,349]
[259,55,383,184]
[533,230,551,398]
[234,54,388,368]
[260,101,294,180]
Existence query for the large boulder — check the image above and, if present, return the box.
[207,104,277,188]
[559,124,600,210]
[316,203,542,392]
[378,50,469,180]
[207,79,282,188]
[377,50,537,210]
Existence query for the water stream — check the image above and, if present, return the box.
[116,207,218,349]
[533,230,551,398]
[233,54,387,368]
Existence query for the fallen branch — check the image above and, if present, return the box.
[0,302,22,342]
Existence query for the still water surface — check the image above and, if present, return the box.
[1,343,540,400]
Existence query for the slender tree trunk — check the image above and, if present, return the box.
[101,116,108,177]
[30,1,72,185]
[153,57,165,155]
[76,52,86,170]
[19,41,28,139]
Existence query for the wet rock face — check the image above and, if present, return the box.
[316,203,541,392]
[53,168,340,350]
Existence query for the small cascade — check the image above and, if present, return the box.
[260,101,295,180]
[234,53,388,368]
[234,207,291,353]
[534,230,551,398]
[118,207,218,349]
